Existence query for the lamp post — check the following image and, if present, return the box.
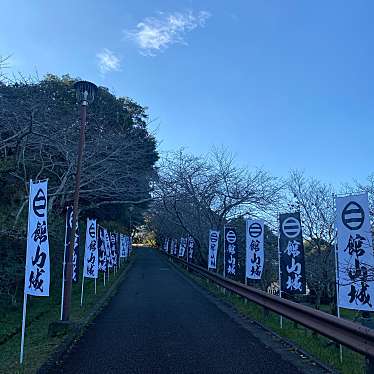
[129,205,134,237]
[61,81,97,321]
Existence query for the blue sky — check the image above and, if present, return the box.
[1,1,374,185]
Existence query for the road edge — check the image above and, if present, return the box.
[37,258,135,374]
[163,253,340,374]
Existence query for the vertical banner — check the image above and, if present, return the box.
[224,227,238,279]
[178,238,184,257]
[25,180,50,296]
[170,239,174,255]
[336,193,374,310]
[181,238,187,258]
[187,236,194,262]
[163,238,169,253]
[246,219,264,280]
[98,226,107,273]
[72,221,80,283]
[110,233,118,267]
[83,218,98,278]
[173,239,178,256]
[21,180,50,364]
[208,230,220,270]
[105,229,113,268]
[63,206,79,283]
[115,233,119,264]
[279,212,306,295]
[125,236,130,258]
[120,234,126,258]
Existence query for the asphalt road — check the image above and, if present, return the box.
[59,248,304,374]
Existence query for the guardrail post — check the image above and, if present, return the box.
[359,312,374,373]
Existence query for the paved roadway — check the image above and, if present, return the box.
[59,248,306,374]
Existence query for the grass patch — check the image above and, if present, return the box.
[0,260,131,374]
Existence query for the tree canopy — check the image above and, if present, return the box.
[0,74,159,237]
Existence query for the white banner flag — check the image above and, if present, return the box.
[120,234,129,258]
[110,232,118,266]
[246,219,265,280]
[187,236,195,261]
[163,238,169,252]
[178,238,184,257]
[336,193,374,311]
[24,180,50,296]
[124,236,129,258]
[172,239,178,255]
[83,218,98,278]
[170,239,174,255]
[120,234,125,258]
[208,230,220,270]
[104,229,112,268]
[181,237,187,258]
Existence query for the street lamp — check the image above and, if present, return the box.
[61,80,97,321]
[129,205,134,237]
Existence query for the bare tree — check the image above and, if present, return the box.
[150,148,281,266]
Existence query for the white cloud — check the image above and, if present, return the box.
[96,49,121,74]
[126,10,211,56]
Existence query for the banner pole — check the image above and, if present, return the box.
[337,304,343,363]
[95,278,97,295]
[20,179,32,363]
[19,293,27,364]
[244,278,248,305]
[60,261,65,320]
[223,225,226,278]
[278,265,283,328]
[80,275,85,307]
[222,226,226,295]
[277,213,283,329]
[60,211,69,320]
[333,209,343,362]
[103,270,106,287]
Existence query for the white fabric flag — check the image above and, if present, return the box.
[174,239,178,255]
[125,235,129,257]
[104,229,113,268]
[187,236,195,261]
[181,238,187,258]
[178,238,184,257]
[110,233,118,266]
[83,218,98,278]
[120,234,126,258]
[123,235,128,258]
[163,238,169,252]
[246,219,265,280]
[170,239,175,255]
[208,230,220,270]
[336,193,374,311]
[24,180,50,296]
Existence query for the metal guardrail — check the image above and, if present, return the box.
[167,253,374,358]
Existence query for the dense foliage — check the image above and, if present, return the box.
[0,74,158,305]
